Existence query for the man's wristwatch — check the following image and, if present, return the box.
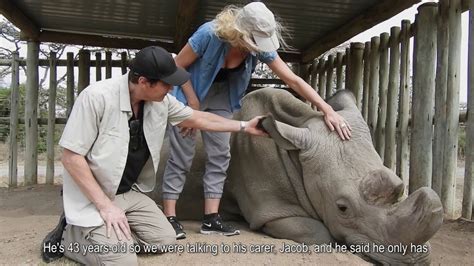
[240,121,247,132]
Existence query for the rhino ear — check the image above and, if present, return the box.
[260,115,312,150]
[326,90,358,111]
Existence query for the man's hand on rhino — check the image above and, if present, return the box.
[243,116,269,137]
[323,109,352,140]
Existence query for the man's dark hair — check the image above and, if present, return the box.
[128,71,160,86]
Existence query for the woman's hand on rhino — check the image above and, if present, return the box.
[323,110,352,140]
[244,116,269,137]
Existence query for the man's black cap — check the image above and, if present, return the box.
[129,46,190,86]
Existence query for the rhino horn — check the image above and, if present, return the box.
[359,169,404,206]
[387,187,443,244]
[261,115,312,150]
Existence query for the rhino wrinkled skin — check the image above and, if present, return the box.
[153,88,443,264]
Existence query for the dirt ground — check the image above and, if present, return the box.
[0,185,472,265]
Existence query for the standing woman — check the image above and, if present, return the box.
[163,2,351,239]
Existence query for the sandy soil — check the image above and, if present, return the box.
[0,185,472,265]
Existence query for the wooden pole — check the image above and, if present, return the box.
[433,0,449,197]
[121,51,127,74]
[397,20,412,183]
[409,3,437,194]
[46,52,57,185]
[344,47,350,92]
[384,27,401,171]
[318,58,327,99]
[95,52,102,81]
[300,62,311,105]
[442,0,462,217]
[310,59,319,94]
[348,42,364,109]
[66,52,74,118]
[8,52,19,187]
[463,0,474,220]
[376,32,390,160]
[78,49,90,94]
[335,52,344,91]
[105,51,112,78]
[301,63,311,84]
[325,54,335,98]
[24,40,39,185]
[362,41,371,122]
[368,36,380,143]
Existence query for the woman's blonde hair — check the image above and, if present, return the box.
[213,5,288,52]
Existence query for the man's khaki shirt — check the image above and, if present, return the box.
[59,73,193,227]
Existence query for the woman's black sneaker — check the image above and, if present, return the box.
[200,213,240,236]
[167,216,186,240]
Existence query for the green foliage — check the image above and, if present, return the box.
[0,83,66,154]
[0,87,10,141]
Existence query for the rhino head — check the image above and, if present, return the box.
[256,89,443,264]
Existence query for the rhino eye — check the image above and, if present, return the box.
[336,199,349,214]
[337,204,347,212]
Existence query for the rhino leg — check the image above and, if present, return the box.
[262,217,335,244]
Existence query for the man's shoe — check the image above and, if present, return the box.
[200,213,240,236]
[41,212,66,263]
[167,216,186,240]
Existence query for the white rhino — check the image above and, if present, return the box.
[153,88,443,264]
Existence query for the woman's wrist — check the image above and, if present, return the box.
[315,101,333,114]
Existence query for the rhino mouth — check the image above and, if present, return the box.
[346,236,431,265]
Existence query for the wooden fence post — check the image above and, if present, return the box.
[344,47,350,92]
[397,20,412,183]
[8,52,19,187]
[433,0,449,197]
[442,0,462,217]
[384,26,401,171]
[25,40,39,185]
[348,42,364,109]
[409,3,437,194]
[105,51,112,78]
[335,52,344,91]
[463,0,474,220]
[78,49,90,94]
[376,32,390,159]
[318,58,327,99]
[66,52,74,118]
[362,41,371,121]
[46,52,57,184]
[325,54,335,98]
[368,36,380,142]
[310,59,319,94]
[95,52,102,81]
[121,52,128,74]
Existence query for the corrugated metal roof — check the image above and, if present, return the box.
[4,0,420,61]
[15,0,178,42]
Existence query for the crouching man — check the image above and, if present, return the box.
[41,46,267,265]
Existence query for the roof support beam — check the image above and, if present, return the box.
[174,0,200,51]
[0,0,40,39]
[301,0,421,63]
[21,30,175,51]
